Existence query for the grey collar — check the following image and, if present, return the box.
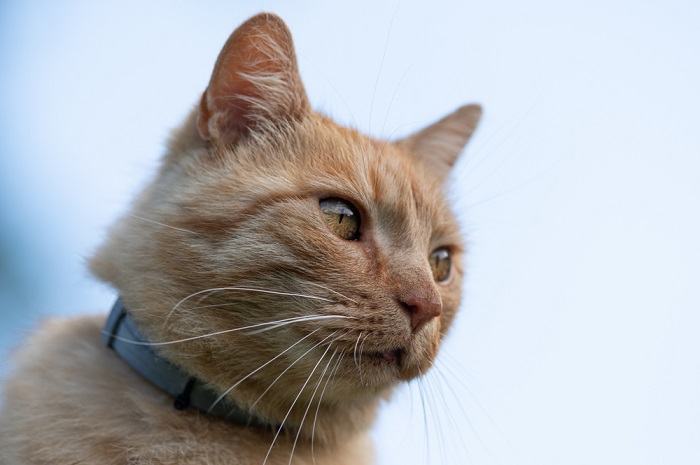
[102,298,272,429]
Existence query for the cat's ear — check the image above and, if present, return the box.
[197,13,310,145]
[396,104,482,181]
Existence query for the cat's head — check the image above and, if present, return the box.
[92,13,480,435]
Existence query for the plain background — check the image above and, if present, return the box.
[1,1,699,464]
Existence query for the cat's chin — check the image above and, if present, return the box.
[396,348,436,381]
[346,345,436,388]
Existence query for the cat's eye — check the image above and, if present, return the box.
[429,248,451,283]
[319,198,361,240]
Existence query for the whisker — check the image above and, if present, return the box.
[416,368,430,465]
[380,64,413,136]
[287,346,340,465]
[248,331,341,412]
[352,332,363,369]
[207,329,321,413]
[245,315,355,336]
[179,302,241,311]
[243,315,352,335]
[312,351,344,465]
[367,0,399,134]
[357,332,371,385]
[460,98,539,182]
[431,365,474,462]
[163,286,335,325]
[408,381,415,435]
[304,62,359,128]
[192,289,218,306]
[421,375,440,464]
[423,374,448,464]
[439,352,508,441]
[130,214,200,235]
[436,358,505,460]
[103,315,348,347]
[303,282,359,304]
[262,335,338,465]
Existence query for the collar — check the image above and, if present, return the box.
[102,297,271,428]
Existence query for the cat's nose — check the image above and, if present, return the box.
[398,291,442,333]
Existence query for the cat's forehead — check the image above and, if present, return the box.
[213,117,461,244]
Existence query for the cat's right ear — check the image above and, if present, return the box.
[396,104,482,182]
[197,13,310,145]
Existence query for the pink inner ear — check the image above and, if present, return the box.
[197,13,309,144]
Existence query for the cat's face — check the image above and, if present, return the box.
[93,13,480,420]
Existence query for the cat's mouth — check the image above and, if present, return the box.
[362,348,405,366]
[357,343,436,382]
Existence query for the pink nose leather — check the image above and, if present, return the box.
[399,292,442,333]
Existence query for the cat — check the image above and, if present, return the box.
[0,12,481,465]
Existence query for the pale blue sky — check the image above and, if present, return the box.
[1,1,699,464]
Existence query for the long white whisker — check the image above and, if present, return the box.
[287,346,339,465]
[192,289,218,306]
[263,334,338,465]
[130,214,200,235]
[164,286,335,324]
[437,358,504,459]
[181,302,241,311]
[439,353,508,440]
[380,64,413,136]
[312,351,344,465]
[303,282,359,304]
[416,369,430,465]
[103,315,347,347]
[244,321,298,335]
[206,329,321,413]
[243,315,350,336]
[357,332,371,385]
[367,1,399,134]
[408,381,415,434]
[432,366,473,462]
[249,331,340,412]
[423,374,447,464]
[353,332,363,369]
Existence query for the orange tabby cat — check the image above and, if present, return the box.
[0,13,481,465]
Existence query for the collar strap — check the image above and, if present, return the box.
[102,298,271,428]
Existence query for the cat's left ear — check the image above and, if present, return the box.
[396,104,482,181]
[197,13,310,145]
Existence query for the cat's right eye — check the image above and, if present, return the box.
[319,198,361,240]
[429,247,452,283]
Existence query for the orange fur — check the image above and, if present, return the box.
[0,13,481,465]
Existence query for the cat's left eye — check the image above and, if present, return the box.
[319,198,361,240]
[429,248,452,283]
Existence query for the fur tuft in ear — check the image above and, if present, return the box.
[197,13,310,145]
[396,104,482,181]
